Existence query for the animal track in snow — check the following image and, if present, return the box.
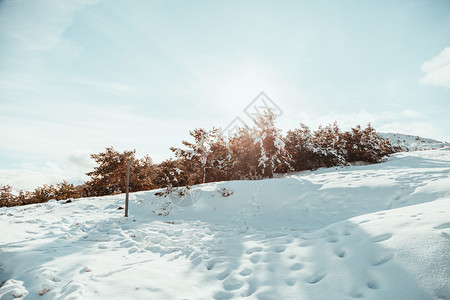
[371,233,392,243]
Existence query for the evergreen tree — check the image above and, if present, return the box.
[285,123,322,171]
[86,147,155,196]
[171,128,228,184]
[153,159,188,189]
[228,127,261,180]
[313,121,346,167]
[252,110,289,178]
[343,123,394,163]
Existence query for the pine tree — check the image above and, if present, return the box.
[170,128,228,184]
[252,110,289,178]
[86,147,155,196]
[313,121,346,167]
[228,127,261,180]
[285,123,322,171]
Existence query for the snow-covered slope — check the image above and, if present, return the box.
[1,148,449,299]
[380,133,448,151]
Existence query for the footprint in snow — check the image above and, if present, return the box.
[433,222,450,230]
[250,254,261,264]
[223,277,244,291]
[190,256,203,266]
[371,251,394,266]
[213,291,234,300]
[272,245,287,253]
[343,229,352,236]
[305,272,326,284]
[245,247,263,254]
[241,279,257,297]
[289,263,304,271]
[371,233,392,243]
[285,277,297,286]
[441,232,450,240]
[239,268,252,276]
[348,287,364,298]
[326,236,339,243]
[334,247,346,258]
[206,258,225,270]
[366,278,380,290]
[216,269,232,280]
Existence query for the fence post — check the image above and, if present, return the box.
[125,160,130,217]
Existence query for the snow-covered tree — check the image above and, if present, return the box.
[252,110,289,178]
[313,121,346,167]
[171,128,230,184]
[228,127,261,180]
[285,123,323,171]
[343,123,394,163]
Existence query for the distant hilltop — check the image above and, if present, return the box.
[380,133,448,151]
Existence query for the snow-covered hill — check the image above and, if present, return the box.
[380,133,448,151]
[1,148,450,299]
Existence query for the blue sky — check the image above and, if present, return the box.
[1,0,449,190]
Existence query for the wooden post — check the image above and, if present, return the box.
[125,160,130,217]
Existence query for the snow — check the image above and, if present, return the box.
[1,148,450,299]
[380,133,448,151]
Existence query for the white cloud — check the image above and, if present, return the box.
[0,0,97,51]
[292,108,422,131]
[0,151,94,191]
[280,108,449,143]
[420,47,450,88]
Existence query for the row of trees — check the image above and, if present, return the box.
[0,181,82,207]
[1,112,398,207]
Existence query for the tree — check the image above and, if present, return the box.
[153,159,188,189]
[204,129,232,182]
[86,147,156,196]
[31,184,57,204]
[0,185,17,207]
[55,181,82,200]
[170,128,229,184]
[285,123,322,171]
[313,121,346,167]
[252,110,289,178]
[228,127,261,180]
[343,123,394,163]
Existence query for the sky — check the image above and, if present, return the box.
[0,0,449,191]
